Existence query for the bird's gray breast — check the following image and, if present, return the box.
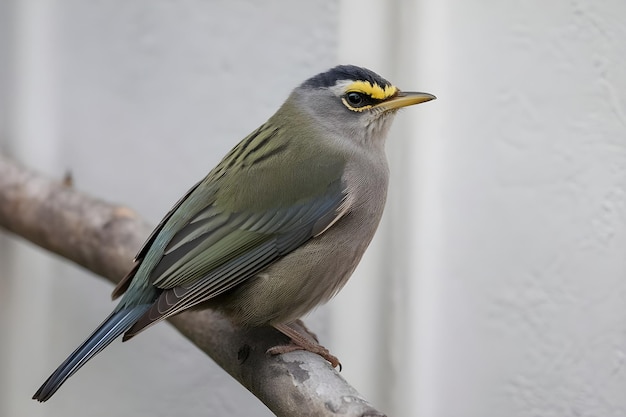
[222,147,390,327]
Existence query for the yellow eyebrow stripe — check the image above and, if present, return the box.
[345,80,397,99]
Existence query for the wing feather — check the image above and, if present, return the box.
[124,192,345,338]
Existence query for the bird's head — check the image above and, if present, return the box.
[287,65,435,146]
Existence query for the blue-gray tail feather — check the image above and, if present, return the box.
[33,305,150,402]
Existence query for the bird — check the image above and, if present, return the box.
[33,65,435,402]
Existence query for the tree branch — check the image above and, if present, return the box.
[0,154,385,417]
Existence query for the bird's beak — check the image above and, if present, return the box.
[375,91,436,111]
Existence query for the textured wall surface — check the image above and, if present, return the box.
[404,1,626,417]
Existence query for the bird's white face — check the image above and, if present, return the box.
[326,79,404,146]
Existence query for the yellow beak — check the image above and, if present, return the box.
[375,91,436,111]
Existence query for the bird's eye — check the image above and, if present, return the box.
[346,92,365,107]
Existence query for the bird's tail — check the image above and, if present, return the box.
[32,305,150,402]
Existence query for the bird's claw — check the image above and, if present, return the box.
[267,343,342,370]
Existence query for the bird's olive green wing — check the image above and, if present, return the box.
[121,122,350,337]
[149,188,346,291]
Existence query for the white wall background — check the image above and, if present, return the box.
[2,1,626,417]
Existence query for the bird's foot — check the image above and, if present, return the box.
[269,321,342,370]
[267,342,341,370]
